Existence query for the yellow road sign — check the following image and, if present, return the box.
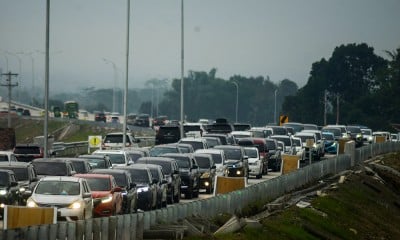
[279,115,288,126]
[88,135,102,148]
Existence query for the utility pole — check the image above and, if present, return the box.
[324,90,327,126]
[1,72,18,127]
[336,94,340,125]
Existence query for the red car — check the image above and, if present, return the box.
[74,173,123,217]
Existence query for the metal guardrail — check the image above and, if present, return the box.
[2,141,399,239]
[52,137,155,156]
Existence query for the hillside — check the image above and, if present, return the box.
[186,152,400,240]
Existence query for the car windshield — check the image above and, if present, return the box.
[71,161,86,173]
[205,138,219,148]
[361,129,372,135]
[322,128,341,137]
[295,135,314,143]
[127,169,150,183]
[271,137,291,146]
[265,141,276,150]
[174,157,191,168]
[8,168,29,181]
[194,156,211,168]
[347,127,361,133]
[150,147,179,157]
[128,153,143,163]
[292,138,302,147]
[180,141,204,151]
[322,133,335,140]
[0,155,9,162]
[221,148,242,160]
[0,172,9,186]
[14,146,40,154]
[111,174,128,187]
[147,161,171,174]
[209,153,222,164]
[244,148,258,158]
[95,153,125,164]
[85,178,111,191]
[35,181,80,195]
[85,159,106,169]
[32,162,67,175]
[148,169,161,180]
[104,135,128,143]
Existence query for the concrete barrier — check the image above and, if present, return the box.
[4,206,56,230]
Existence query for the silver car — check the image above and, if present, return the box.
[26,176,93,221]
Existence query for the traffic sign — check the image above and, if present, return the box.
[279,115,288,126]
[88,135,102,148]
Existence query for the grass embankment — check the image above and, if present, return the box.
[1,118,118,143]
[186,153,400,240]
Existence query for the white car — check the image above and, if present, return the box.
[243,147,263,179]
[27,176,93,221]
[102,132,140,150]
[92,149,134,167]
[195,149,227,177]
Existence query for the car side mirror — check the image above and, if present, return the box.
[211,165,216,169]
[83,192,92,198]
[130,183,136,189]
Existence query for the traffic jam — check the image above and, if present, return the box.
[0,117,386,222]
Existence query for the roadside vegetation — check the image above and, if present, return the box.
[184,153,400,240]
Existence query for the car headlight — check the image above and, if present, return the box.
[101,195,113,204]
[201,172,210,178]
[26,198,38,207]
[137,187,149,193]
[19,187,26,193]
[236,170,242,175]
[0,190,7,195]
[69,201,82,209]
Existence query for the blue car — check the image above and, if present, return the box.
[322,132,337,154]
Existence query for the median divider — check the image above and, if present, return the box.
[4,206,56,229]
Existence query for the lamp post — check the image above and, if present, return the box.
[122,0,131,148]
[274,89,278,125]
[231,81,238,123]
[180,0,185,138]
[102,58,118,113]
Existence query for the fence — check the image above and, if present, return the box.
[1,141,399,240]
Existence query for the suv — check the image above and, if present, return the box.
[31,158,77,178]
[92,149,134,167]
[102,132,140,150]
[135,114,150,127]
[136,156,181,204]
[13,144,43,162]
[78,154,113,169]
[178,137,209,151]
[161,153,200,199]
[192,153,216,194]
[213,145,249,178]
[155,125,181,145]
[0,162,38,204]
[0,169,22,214]
[94,112,107,122]
[91,168,138,214]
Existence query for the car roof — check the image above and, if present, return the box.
[133,163,162,170]
[74,173,112,179]
[0,169,15,174]
[39,176,81,182]
[0,162,31,167]
[137,157,176,162]
[195,149,224,154]
[91,169,128,175]
[32,158,72,163]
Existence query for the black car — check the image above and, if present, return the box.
[0,162,38,205]
[149,144,182,157]
[136,157,181,204]
[134,163,168,208]
[92,168,138,214]
[13,144,43,162]
[155,125,181,145]
[31,158,77,178]
[346,126,364,148]
[0,169,22,214]
[135,114,150,127]
[64,158,93,174]
[192,153,216,194]
[78,154,113,169]
[114,165,158,211]
[95,112,107,122]
[213,145,249,178]
[161,153,200,199]
[265,138,282,172]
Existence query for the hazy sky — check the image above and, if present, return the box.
[1,0,400,93]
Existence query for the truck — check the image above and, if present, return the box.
[63,101,79,119]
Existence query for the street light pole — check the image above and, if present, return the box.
[274,89,278,125]
[231,81,238,123]
[180,0,185,138]
[123,0,131,148]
